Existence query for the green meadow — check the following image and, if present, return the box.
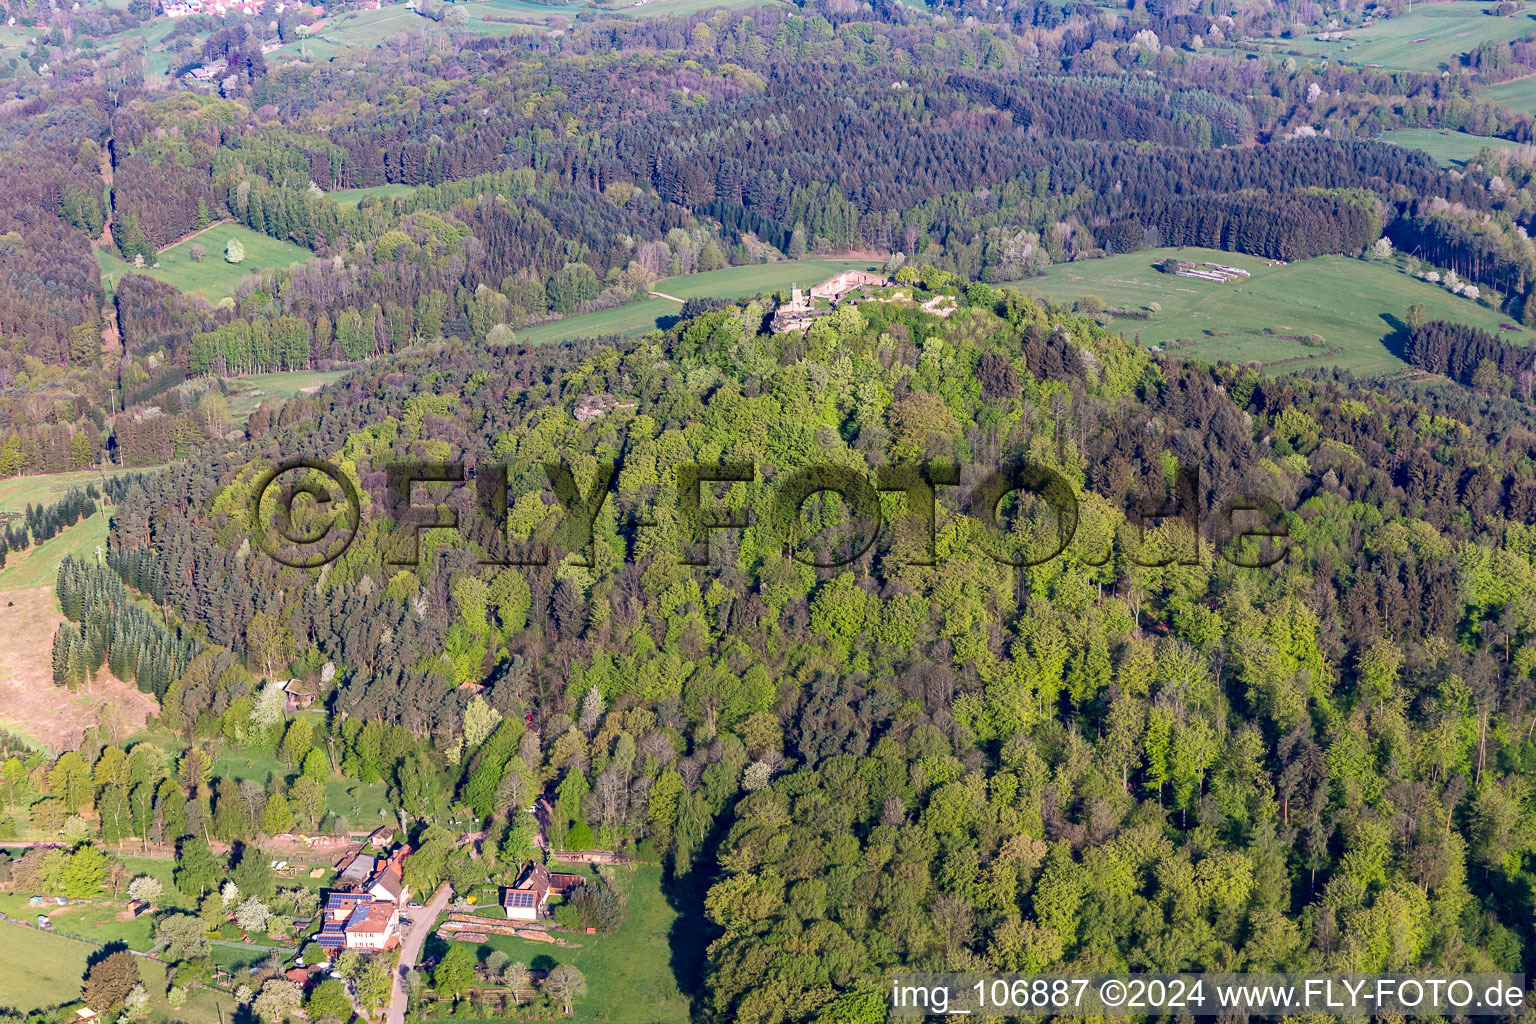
[0,508,111,592]
[327,183,419,208]
[517,258,882,345]
[1019,247,1522,376]
[0,923,94,1012]
[517,298,684,345]
[225,370,350,423]
[1277,2,1536,70]
[98,225,315,302]
[268,0,769,60]
[1483,72,1536,117]
[1381,127,1523,166]
[443,863,692,1024]
[0,468,143,513]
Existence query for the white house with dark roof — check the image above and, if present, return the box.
[502,864,584,921]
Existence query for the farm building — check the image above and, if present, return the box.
[336,853,375,886]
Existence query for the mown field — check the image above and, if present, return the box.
[1483,72,1536,116]
[97,225,315,302]
[226,370,350,423]
[603,0,766,17]
[1380,127,1521,166]
[1020,247,1522,376]
[518,258,883,345]
[0,876,233,1020]
[327,183,419,208]
[0,922,94,1012]
[266,0,766,59]
[1257,2,1536,70]
[0,508,111,592]
[444,863,692,1024]
[270,0,560,59]
[517,298,684,345]
[0,467,142,513]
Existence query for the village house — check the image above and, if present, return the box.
[340,899,399,951]
[185,61,227,82]
[366,846,410,905]
[283,677,317,712]
[502,864,585,922]
[313,844,412,953]
[316,890,401,953]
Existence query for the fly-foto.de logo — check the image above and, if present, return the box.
[246,458,1292,572]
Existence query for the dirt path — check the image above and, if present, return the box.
[101,301,121,360]
[0,586,158,751]
[93,144,114,251]
[648,290,685,302]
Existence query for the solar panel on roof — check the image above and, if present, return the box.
[507,892,536,908]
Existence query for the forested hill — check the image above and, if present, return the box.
[97,286,1536,1020]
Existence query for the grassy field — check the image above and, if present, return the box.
[0,920,234,1020]
[1483,73,1536,117]
[213,737,395,832]
[0,508,111,592]
[1259,2,1536,70]
[0,854,177,950]
[518,258,884,345]
[1381,127,1521,166]
[267,4,446,58]
[226,370,349,423]
[604,0,768,17]
[1020,247,1522,376]
[450,0,582,35]
[0,922,94,1012]
[444,863,691,1024]
[266,0,762,59]
[0,468,143,513]
[0,910,233,1020]
[518,298,685,345]
[98,225,315,302]
[328,183,419,208]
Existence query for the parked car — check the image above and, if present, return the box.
[407,901,422,909]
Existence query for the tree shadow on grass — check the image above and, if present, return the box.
[1380,313,1410,361]
[664,807,737,1019]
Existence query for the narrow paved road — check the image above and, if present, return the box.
[385,882,451,1024]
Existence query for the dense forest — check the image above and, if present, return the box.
[5,0,1536,460]
[13,0,1536,1021]
[59,279,1536,1020]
